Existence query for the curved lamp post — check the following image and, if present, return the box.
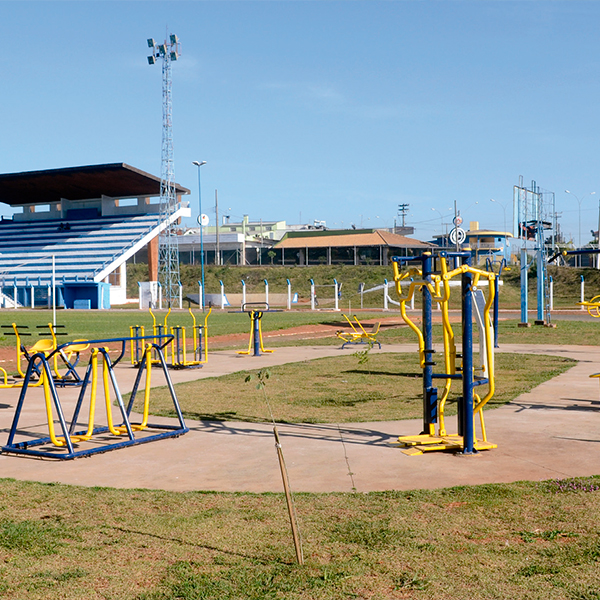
[192,160,207,308]
[431,207,452,246]
[565,189,595,249]
[490,198,510,234]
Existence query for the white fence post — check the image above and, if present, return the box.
[333,279,339,311]
[241,280,246,308]
[383,279,388,311]
[264,278,269,307]
[286,278,291,310]
[198,281,204,311]
[310,279,315,310]
[220,280,225,310]
[158,283,163,310]
[549,276,554,311]
[581,275,585,310]
[178,281,183,309]
[410,278,415,310]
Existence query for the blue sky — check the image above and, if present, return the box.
[1,0,599,242]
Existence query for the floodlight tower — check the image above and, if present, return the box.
[147,32,182,307]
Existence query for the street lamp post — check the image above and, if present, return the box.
[431,207,451,246]
[565,189,595,249]
[192,160,207,308]
[489,198,510,234]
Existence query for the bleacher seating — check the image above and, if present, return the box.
[0,213,161,287]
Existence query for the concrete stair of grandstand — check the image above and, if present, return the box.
[0,213,162,286]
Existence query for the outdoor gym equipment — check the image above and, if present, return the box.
[549,249,600,317]
[2,333,188,459]
[336,314,381,349]
[579,295,600,318]
[1,323,89,386]
[130,309,168,366]
[170,307,212,368]
[235,302,279,356]
[131,308,212,368]
[309,279,340,311]
[392,251,497,455]
[485,257,508,348]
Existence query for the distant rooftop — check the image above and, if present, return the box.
[0,163,190,206]
[276,228,432,249]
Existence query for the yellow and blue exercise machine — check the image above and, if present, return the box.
[392,251,497,455]
[2,333,188,459]
[1,323,89,387]
[485,257,508,348]
[336,314,381,349]
[235,302,279,356]
[130,307,211,368]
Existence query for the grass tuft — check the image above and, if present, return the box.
[542,478,600,494]
[0,519,71,555]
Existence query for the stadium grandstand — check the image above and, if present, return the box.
[0,163,190,308]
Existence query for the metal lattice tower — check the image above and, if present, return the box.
[147,33,181,307]
[513,175,557,326]
[513,175,556,252]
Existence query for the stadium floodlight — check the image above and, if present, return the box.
[147,31,183,307]
[147,38,155,48]
[170,34,178,44]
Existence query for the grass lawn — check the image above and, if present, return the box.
[134,352,575,424]
[0,310,382,349]
[0,279,598,600]
[496,319,600,345]
[0,477,598,600]
[370,318,600,348]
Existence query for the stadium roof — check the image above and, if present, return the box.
[0,163,190,206]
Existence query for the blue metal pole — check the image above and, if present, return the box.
[253,311,261,357]
[422,252,437,435]
[461,258,475,454]
[520,248,528,325]
[536,246,545,323]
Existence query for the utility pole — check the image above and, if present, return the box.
[260,218,263,265]
[398,203,410,228]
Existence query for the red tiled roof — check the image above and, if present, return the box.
[275,230,432,249]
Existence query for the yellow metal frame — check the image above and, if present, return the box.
[44,323,89,382]
[49,345,154,448]
[392,255,497,454]
[11,322,54,380]
[7,322,88,388]
[237,310,275,355]
[170,307,212,367]
[578,295,600,317]
[147,308,170,364]
[336,314,381,346]
[129,325,145,365]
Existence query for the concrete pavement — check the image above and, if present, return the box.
[0,343,598,492]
